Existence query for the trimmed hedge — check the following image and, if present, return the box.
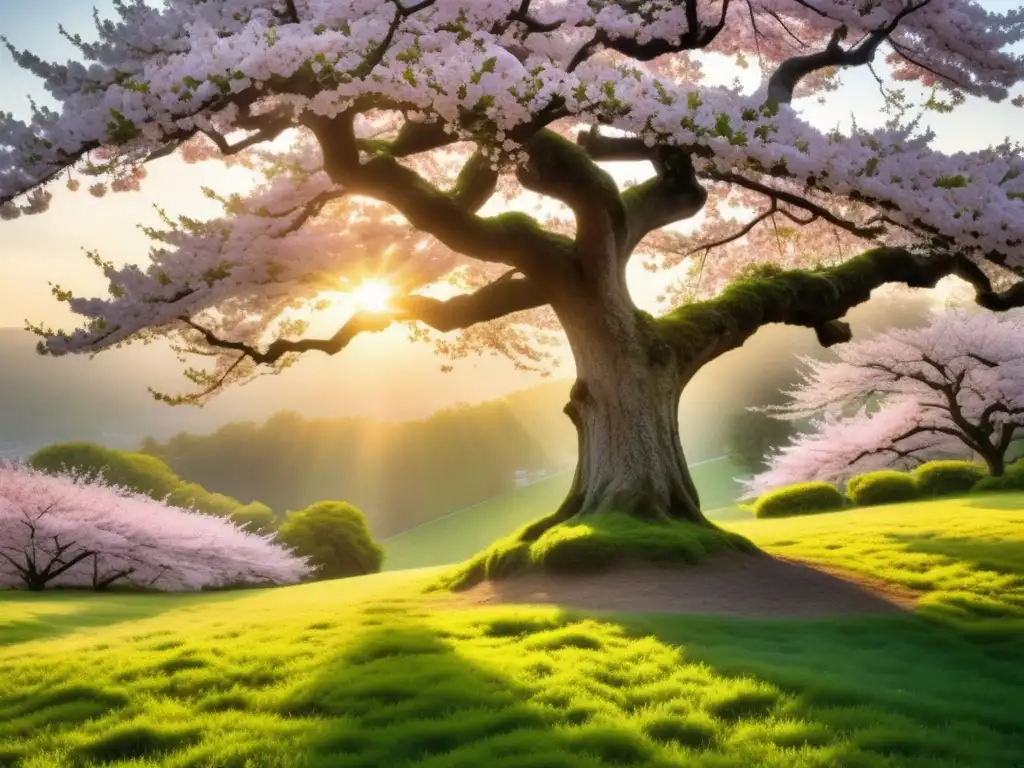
[844,473,870,499]
[972,469,1024,494]
[847,470,920,507]
[910,461,986,498]
[753,482,845,519]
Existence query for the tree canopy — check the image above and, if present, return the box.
[3,0,1024,529]
[1,1,1022,393]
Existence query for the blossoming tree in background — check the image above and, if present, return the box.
[743,309,1024,496]
[0,463,309,591]
[2,1,1024,536]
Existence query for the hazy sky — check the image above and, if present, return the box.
[1,2,1022,411]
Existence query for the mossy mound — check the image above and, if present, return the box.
[433,512,756,591]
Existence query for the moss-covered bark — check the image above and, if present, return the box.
[658,247,979,377]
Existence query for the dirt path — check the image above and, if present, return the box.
[441,554,919,619]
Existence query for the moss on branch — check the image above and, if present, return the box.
[518,130,627,252]
[657,247,964,372]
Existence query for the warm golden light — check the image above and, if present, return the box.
[351,280,393,312]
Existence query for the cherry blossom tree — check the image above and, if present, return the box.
[743,309,1024,495]
[3,1,1024,535]
[0,463,309,591]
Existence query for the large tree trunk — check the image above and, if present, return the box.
[522,269,710,540]
[560,362,706,523]
[979,449,1006,478]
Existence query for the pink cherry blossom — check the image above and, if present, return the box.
[743,308,1024,495]
[0,462,309,591]
[0,1,1020,401]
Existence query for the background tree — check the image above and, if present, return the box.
[276,501,384,580]
[724,287,936,475]
[141,401,558,535]
[725,409,798,476]
[743,309,1024,496]
[3,1,1024,540]
[30,442,181,500]
[0,463,308,591]
[28,442,272,520]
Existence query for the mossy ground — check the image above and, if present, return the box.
[433,512,756,591]
[1,496,1023,767]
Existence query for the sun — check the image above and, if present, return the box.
[351,280,393,312]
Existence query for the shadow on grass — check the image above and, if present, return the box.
[887,532,1024,578]
[631,611,1024,729]
[281,609,1024,767]
[6,599,1024,767]
[0,590,255,646]
[279,619,622,768]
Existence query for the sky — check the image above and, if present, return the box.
[1,2,1022,416]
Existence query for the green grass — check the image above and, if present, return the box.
[2,495,1023,767]
[384,457,747,571]
[727,494,1024,629]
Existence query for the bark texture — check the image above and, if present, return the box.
[520,273,710,541]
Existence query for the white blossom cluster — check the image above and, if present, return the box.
[0,0,1021,362]
[743,308,1024,495]
[0,462,310,590]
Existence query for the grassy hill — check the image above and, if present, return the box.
[382,456,749,571]
[2,494,1022,767]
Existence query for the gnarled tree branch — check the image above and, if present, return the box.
[516,130,627,258]
[308,112,573,272]
[577,127,708,255]
[622,149,708,253]
[179,271,546,368]
[660,246,1024,379]
[767,0,934,104]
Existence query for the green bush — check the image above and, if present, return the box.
[910,461,986,498]
[29,443,181,499]
[844,473,869,498]
[168,484,244,518]
[30,442,268,520]
[752,482,845,519]
[276,501,383,580]
[229,502,278,533]
[847,470,920,507]
[971,469,1024,494]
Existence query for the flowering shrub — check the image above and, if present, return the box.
[0,463,308,591]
